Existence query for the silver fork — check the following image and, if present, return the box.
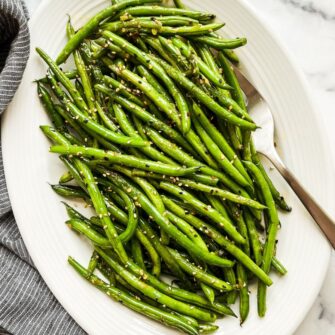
[235,68,335,248]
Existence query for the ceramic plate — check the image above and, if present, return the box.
[2,0,333,334]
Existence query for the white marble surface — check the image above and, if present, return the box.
[25,0,335,334]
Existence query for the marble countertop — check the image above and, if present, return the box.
[25,0,335,334]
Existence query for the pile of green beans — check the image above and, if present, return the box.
[36,0,290,333]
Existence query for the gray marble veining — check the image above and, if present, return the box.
[279,0,335,21]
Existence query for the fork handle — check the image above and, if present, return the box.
[267,153,335,249]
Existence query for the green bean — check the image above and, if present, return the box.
[159,181,245,245]
[144,36,181,69]
[169,248,233,292]
[72,81,85,104]
[134,224,161,276]
[68,257,199,335]
[162,196,272,286]
[215,52,252,163]
[73,160,128,263]
[138,219,186,280]
[111,165,169,246]
[199,323,219,334]
[64,100,148,147]
[190,103,252,185]
[205,194,233,224]
[243,161,279,317]
[191,36,247,49]
[62,202,93,225]
[56,0,159,64]
[61,132,84,146]
[36,48,88,113]
[184,128,219,168]
[200,282,215,304]
[50,145,200,176]
[131,169,219,186]
[166,211,207,250]
[106,171,234,268]
[195,43,217,73]
[89,216,112,232]
[192,116,250,188]
[101,18,163,33]
[113,103,175,165]
[103,19,211,34]
[96,91,195,156]
[37,83,64,129]
[101,32,193,134]
[87,251,99,276]
[152,56,257,130]
[36,69,78,83]
[173,0,185,9]
[106,244,235,316]
[244,209,262,266]
[95,102,119,132]
[242,131,252,161]
[96,247,217,322]
[137,64,173,103]
[131,238,146,270]
[223,267,238,305]
[106,42,133,63]
[66,218,111,247]
[171,37,231,90]
[111,255,236,316]
[217,52,246,111]
[230,206,250,323]
[135,36,149,52]
[96,259,117,286]
[229,204,250,256]
[40,125,70,146]
[95,190,163,276]
[250,141,291,211]
[145,126,250,195]
[101,185,176,278]
[59,156,88,192]
[90,40,108,59]
[196,47,251,121]
[53,105,89,143]
[132,115,148,139]
[102,75,145,108]
[227,124,242,151]
[222,49,240,63]
[271,256,287,276]
[115,5,215,22]
[103,185,184,278]
[45,70,71,103]
[103,57,181,126]
[67,20,96,119]
[114,188,138,243]
[59,171,73,184]
[158,36,190,72]
[106,92,196,155]
[174,178,264,209]
[121,168,169,245]
[52,82,86,134]
[51,184,87,199]
[96,280,165,322]
[237,263,249,324]
[136,15,199,26]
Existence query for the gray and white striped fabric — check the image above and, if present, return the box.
[0,1,85,334]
